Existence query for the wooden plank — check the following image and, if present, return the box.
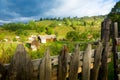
[69,44,80,80]
[0,64,6,80]
[7,44,34,80]
[58,45,68,80]
[82,44,92,80]
[39,55,45,80]
[112,22,119,80]
[99,42,109,80]
[91,42,103,80]
[39,48,51,80]
[103,19,111,44]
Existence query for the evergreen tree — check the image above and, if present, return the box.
[108,1,120,22]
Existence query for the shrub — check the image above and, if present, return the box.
[66,31,80,41]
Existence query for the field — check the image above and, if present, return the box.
[0,16,105,63]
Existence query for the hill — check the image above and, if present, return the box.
[0,15,106,42]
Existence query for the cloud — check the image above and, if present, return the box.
[44,0,116,17]
[0,20,11,23]
[0,0,118,24]
[10,17,36,22]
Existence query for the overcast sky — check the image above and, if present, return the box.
[0,0,119,24]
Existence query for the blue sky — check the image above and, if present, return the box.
[0,0,119,24]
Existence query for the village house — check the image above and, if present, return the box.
[38,35,56,43]
[26,35,38,51]
[26,35,56,51]
[28,35,37,42]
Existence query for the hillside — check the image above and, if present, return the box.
[0,15,105,42]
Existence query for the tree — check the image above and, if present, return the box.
[28,20,36,30]
[40,18,43,21]
[45,27,53,35]
[66,31,80,41]
[108,1,120,22]
[36,26,45,33]
[63,17,72,26]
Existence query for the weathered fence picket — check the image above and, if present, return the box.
[58,45,68,80]
[39,48,51,80]
[82,44,92,80]
[112,22,119,80]
[90,42,103,80]
[69,44,80,80]
[7,44,34,80]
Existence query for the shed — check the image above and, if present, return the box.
[38,35,56,43]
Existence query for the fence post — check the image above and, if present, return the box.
[69,44,80,80]
[82,44,92,80]
[99,18,111,80]
[112,22,119,80]
[91,42,103,80]
[39,48,51,80]
[7,44,34,80]
[58,45,68,80]
[101,18,111,44]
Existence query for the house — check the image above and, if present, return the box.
[31,39,39,51]
[28,35,37,42]
[26,39,39,51]
[38,35,56,43]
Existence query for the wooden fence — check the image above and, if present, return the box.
[101,18,120,80]
[0,18,112,80]
[0,42,111,80]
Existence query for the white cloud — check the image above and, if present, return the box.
[45,0,116,17]
[0,17,36,24]
[0,20,11,23]
[9,16,37,22]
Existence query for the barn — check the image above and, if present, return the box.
[38,35,56,43]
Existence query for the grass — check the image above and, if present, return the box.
[108,54,114,80]
[54,26,74,39]
[0,42,17,63]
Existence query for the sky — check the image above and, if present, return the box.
[0,0,119,24]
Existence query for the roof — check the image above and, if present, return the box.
[38,35,56,39]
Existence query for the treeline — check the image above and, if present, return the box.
[108,1,120,22]
[1,15,105,31]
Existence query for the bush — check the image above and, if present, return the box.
[45,27,53,35]
[66,31,80,41]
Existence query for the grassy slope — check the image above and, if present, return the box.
[0,16,105,63]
